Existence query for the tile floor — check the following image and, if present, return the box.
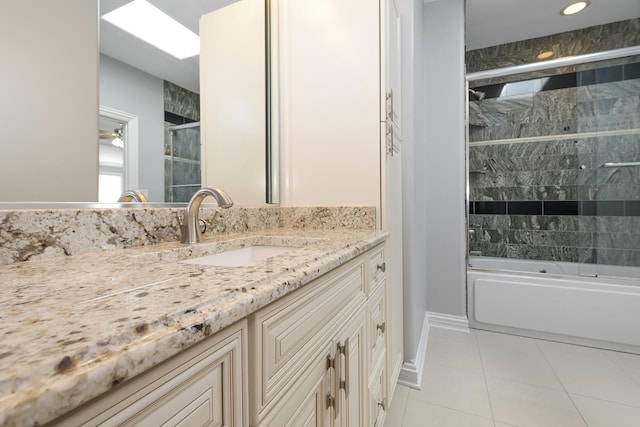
[385,328,640,427]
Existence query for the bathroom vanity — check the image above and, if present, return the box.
[0,223,392,426]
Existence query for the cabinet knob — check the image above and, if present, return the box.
[376,322,386,334]
[377,398,387,410]
[377,263,386,273]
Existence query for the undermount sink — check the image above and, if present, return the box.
[180,245,298,267]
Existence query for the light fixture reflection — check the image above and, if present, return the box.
[561,1,590,16]
[102,0,200,60]
[537,51,555,60]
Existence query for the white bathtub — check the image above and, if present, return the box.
[467,256,640,353]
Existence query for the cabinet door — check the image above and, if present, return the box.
[258,343,332,427]
[335,307,367,427]
[55,321,247,427]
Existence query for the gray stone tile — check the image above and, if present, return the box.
[532,185,578,200]
[595,232,640,250]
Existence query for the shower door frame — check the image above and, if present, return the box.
[464,45,640,290]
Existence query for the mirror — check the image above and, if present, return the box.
[0,0,274,205]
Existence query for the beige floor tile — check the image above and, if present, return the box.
[429,327,477,345]
[384,394,407,427]
[393,384,411,397]
[487,377,587,427]
[480,345,563,390]
[402,399,494,427]
[541,346,640,407]
[426,333,484,374]
[410,363,492,418]
[536,339,604,363]
[571,394,640,427]
[604,349,640,375]
[476,329,541,355]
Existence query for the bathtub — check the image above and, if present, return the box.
[467,256,640,353]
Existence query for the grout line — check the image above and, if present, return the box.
[599,349,640,390]
[534,338,590,427]
[403,395,496,425]
[472,330,498,426]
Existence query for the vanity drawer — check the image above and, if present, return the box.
[367,246,386,295]
[369,352,387,427]
[369,282,386,365]
[250,254,366,416]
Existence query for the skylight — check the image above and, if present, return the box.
[102,0,200,60]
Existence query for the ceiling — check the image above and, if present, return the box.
[466,0,640,50]
[100,0,238,93]
[100,0,640,93]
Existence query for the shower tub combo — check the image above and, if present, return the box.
[467,257,640,353]
[465,41,640,354]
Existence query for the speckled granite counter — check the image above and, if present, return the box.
[0,227,387,426]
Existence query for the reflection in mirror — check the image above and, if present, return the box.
[0,0,275,205]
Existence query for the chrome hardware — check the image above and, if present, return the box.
[377,263,386,273]
[326,353,335,371]
[337,339,349,398]
[376,322,386,334]
[181,187,233,244]
[539,268,547,274]
[377,398,387,410]
[117,190,148,203]
[386,122,394,156]
[600,162,640,168]
[326,393,335,410]
[386,90,395,157]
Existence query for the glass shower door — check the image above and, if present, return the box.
[576,57,640,279]
[165,122,201,203]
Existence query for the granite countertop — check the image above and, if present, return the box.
[0,227,387,426]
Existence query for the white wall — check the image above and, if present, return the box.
[0,0,98,201]
[423,0,467,317]
[99,54,165,202]
[400,0,429,362]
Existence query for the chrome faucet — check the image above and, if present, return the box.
[117,190,148,203]
[181,187,233,244]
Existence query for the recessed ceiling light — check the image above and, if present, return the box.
[561,1,590,16]
[102,0,199,60]
[537,51,555,60]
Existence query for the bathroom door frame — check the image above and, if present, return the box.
[99,106,139,192]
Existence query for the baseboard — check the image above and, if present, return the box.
[427,311,470,333]
[397,311,469,389]
[398,312,429,389]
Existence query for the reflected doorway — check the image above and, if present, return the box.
[99,106,140,202]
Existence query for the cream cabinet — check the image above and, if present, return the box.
[50,244,389,427]
[251,244,387,427]
[53,320,248,427]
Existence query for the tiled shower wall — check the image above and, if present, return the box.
[163,81,201,202]
[467,19,640,267]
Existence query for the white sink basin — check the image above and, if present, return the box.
[180,245,297,267]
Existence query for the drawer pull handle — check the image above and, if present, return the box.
[337,338,350,398]
[377,398,387,410]
[377,263,386,273]
[326,353,335,371]
[376,322,386,334]
[326,393,336,410]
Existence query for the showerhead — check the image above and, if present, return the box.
[468,88,486,101]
